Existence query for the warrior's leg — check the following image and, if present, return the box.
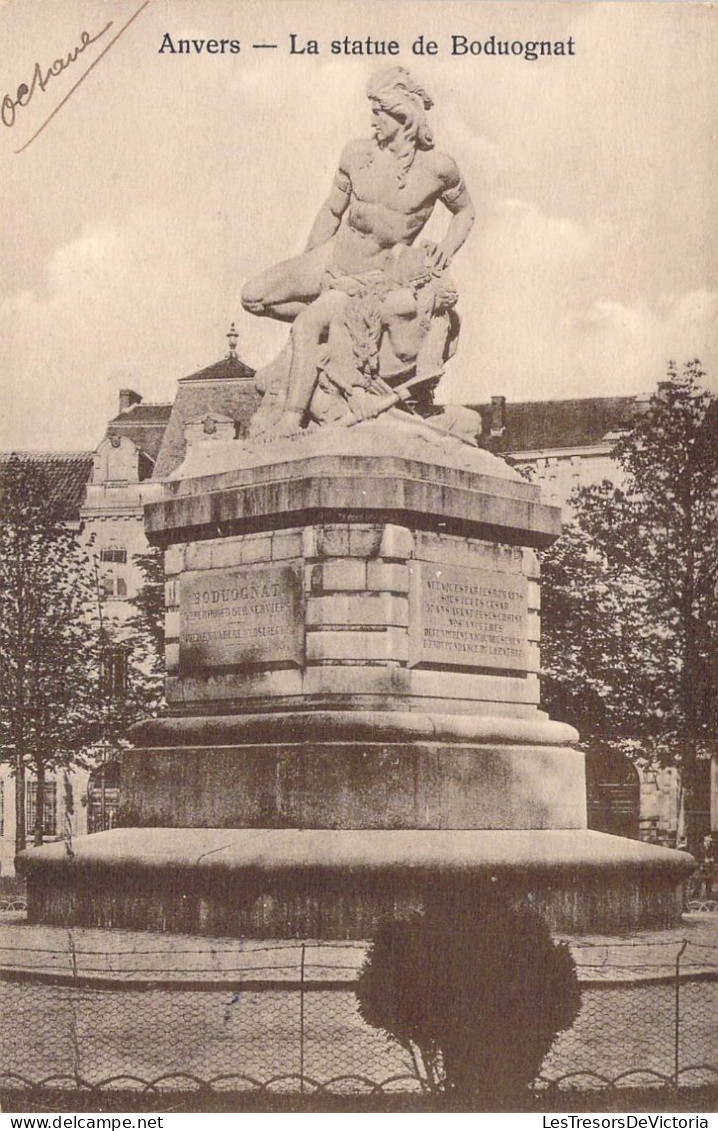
[241,244,333,322]
[274,291,349,433]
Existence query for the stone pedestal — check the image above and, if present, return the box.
[24,423,693,934]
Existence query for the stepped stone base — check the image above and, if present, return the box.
[21,427,695,940]
[25,828,693,937]
[122,711,585,831]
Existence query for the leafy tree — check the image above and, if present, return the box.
[127,547,165,659]
[540,361,716,850]
[97,546,165,744]
[356,892,580,1104]
[80,545,166,784]
[0,457,102,853]
[126,546,165,719]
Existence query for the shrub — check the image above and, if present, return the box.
[356,889,581,1104]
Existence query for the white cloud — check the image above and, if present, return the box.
[0,209,226,449]
[440,199,717,405]
[571,291,718,396]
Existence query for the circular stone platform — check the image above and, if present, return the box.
[25,828,693,938]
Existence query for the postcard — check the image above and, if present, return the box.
[0,0,715,1117]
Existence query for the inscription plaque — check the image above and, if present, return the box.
[179,564,303,671]
[409,562,528,672]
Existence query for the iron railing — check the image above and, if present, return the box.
[0,937,715,1102]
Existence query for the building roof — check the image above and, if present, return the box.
[0,451,94,522]
[469,395,649,455]
[178,355,255,383]
[152,354,259,480]
[108,403,173,424]
[105,403,173,463]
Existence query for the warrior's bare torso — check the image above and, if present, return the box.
[332,140,463,274]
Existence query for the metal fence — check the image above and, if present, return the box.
[0,936,715,1101]
[0,898,27,913]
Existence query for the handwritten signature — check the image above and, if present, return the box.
[2,0,150,153]
[2,24,114,127]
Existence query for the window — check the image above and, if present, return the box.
[87,761,121,833]
[100,547,127,564]
[100,574,129,599]
[101,644,130,697]
[26,782,57,837]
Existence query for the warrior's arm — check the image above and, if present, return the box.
[304,149,353,252]
[441,183,475,259]
[425,157,475,269]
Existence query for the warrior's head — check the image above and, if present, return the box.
[366,68,434,184]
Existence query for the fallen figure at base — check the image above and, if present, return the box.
[248,242,480,442]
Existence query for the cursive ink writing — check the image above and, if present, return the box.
[4,1,152,154]
[3,24,114,128]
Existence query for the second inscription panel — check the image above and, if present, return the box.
[409,561,528,673]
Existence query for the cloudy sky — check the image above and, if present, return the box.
[1,0,715,451]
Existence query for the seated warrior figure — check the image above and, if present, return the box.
[249,242,461,437]
[242,66,475,436]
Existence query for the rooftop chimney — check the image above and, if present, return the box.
[119,389,143,414]
[656,380,672,402]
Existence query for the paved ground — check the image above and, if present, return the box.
[0,913,715,1092]
[0,911,716,984]
[0,970,715,1090]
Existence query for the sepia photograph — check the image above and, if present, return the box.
[0,0,716,1117]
